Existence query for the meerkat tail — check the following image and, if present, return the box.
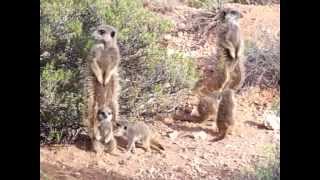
[151,139,164,151]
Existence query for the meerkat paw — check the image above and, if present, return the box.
[97,75,103,85]
[230,51,236,59]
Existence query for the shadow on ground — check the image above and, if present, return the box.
[41,162,134,180]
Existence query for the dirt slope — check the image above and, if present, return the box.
[41,3,280,180]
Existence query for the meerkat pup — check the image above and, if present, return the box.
[191,92,222,122]
[216,89,235,140]
[216,8,245,91]
[114,120,165,153]
[88,24,120,86]
[92,105,117,153]
[173,92,221,123]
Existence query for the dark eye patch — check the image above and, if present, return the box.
[98,29,106,35]
[110,31,116,38]
[124,126,127,130]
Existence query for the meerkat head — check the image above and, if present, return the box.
[92,24,117,48]
[113,120,129,137]
[218,8,243,23]
[97,105,113,122]
[222,89,234,101]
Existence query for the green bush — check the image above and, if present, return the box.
[40,0,198,144]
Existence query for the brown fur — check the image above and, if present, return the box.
[215,89,235,140]
[83,24,121,149]
[92,106,117,154]
[216,8,245,92]
[114,120,165,153]
[173,92,221,123]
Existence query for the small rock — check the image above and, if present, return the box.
[119,160,125,165]
[164,82,171,88]
[191,131,207,140]
[263,113,280,130]
[167,131,179,140]
[178,23,186,29]
[163,34,172,41]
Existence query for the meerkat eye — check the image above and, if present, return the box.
[98,29,106,35]
[116,123,120,127]
[110,31,116,38]
[124,126,127,130]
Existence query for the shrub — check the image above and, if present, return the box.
[243,26,280,89]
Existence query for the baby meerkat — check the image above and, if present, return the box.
[93,105,117,153]
[114,120,164,153]
[173,92,221,123]
[88,24,120,86]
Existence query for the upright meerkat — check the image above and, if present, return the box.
[216,89,235,140]
[88,24,120,86]
[92,105,117,153]
[114,120,165,153]
[83,24,121,141]
[216,8,245,91]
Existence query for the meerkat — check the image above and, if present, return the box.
[114,120,165,153]
[88,24,120,86]
[215,89,235,140]
[216,8,245,92]
[83,24,121,141]
[92,105,117,153]
[173,92,222,123]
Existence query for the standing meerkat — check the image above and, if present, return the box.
[83,24,121,142]
[92,105,117,153]
[114,120,165,153]
[88,24,120,86]
[216,8,245,92]
[215,89,235,140]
